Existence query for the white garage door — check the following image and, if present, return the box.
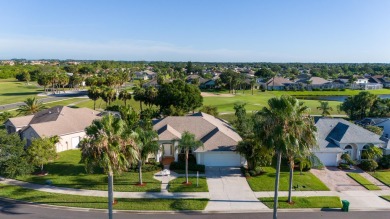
[314,152,338,166]
[71,137,80,149]
[203,152,242,166]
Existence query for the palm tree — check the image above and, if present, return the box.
[119,90,132,106]
[144,86,158,107]
[80,114,138,219]
[178,131,203,184]
[101,86,117,106]
[253,95,316,219]
[134,127,159,185]
[284,102,317,203]
[133,86,146,111]
[88,86,101,110]
[17,97,46,115]
[250,78,256,95]
[58,73,69,93]
[317,101,333,117]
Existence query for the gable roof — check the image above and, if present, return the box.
[7,115,34,128]
[308,77,329,85]
[19,106,100,137]
[153,112,242,152]
[315,118,384,150]
[266,77,293,87]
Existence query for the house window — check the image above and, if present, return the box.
[344,145,353,157]
[361,145,370,160]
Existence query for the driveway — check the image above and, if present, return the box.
[311,167,366,191]
[204,167,269,211]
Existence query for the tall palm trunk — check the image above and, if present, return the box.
[185,150,189,184]
[139,101,143,111]
[273,151,282,219]
[108,170,114,219]
[138,159,143,185]
[288,158,294,203]
[93,100,96,110]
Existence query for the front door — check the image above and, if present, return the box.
[163,144,173,156]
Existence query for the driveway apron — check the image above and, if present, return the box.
[205,167,269,211]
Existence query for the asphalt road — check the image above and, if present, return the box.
[0,91,88,111]
[1,199,390,219]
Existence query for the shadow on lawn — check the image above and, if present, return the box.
[1,92,40,96]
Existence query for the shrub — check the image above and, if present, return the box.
[339,163,350,170]
[379,155,390,169]
[178,154,197,164]
[341,153,355,165]
[169,162,205,173]
[359,159,378,171]
[129,163,162,172]
[244,172,250,177]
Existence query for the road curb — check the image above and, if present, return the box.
[2,197,390,214]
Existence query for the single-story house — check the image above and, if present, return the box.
[266,77,294,90]
[152,112,246,167]
[314,118,386,166]
[4,106,100,152]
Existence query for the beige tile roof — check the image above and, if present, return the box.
[153,112,242,152]
[7,115,34,128]
[266,77,293,87]
[19,106,100,137]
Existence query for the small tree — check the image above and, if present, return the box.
[87,86,101,110]
[0,130,33,177]
[134,127,159,185]
[365,126,383,136]
[178,131,203,184]
[317,101,333,117]
[361,145,383,160]
[17,97,46,115]
[27,137,57,173]
[200,105,219,117]
[119,90,132,106]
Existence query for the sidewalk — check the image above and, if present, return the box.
[255,190,390,210]
[0,177,209,199]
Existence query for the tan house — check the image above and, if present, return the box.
[4,106,100,152]
[153,112,245,167]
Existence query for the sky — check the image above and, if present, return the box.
[1,0,390,62]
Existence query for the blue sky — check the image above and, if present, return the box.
[1,0,390,62]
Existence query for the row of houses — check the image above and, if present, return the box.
[4,105,390,167]
[262,75,390,91]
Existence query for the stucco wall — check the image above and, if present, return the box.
[55,132,87,152]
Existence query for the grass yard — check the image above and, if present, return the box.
[16,150,161,192]
[0,79,43,105]
[271,89,390,96]
[259,196,342,209]
[203,91,342,115]
[370,170,390,187]
[168,177,208,192]
[0,184,208,210]
[347,173,381,190]
[246,167,329,191]
[381,196,390,202]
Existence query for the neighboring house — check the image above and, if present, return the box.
[297,77,330,89]
[314,118,386,166]
[266,77,294,90]
[357,118,390,140]
[153,112,245,167]
[5,106,100,152]
[199,79,216,89]
[350,77,382,90]
[369,75,390,88]
[134,70,156,80]
[142,78,159,88]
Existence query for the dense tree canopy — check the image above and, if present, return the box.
[156,79,203,115]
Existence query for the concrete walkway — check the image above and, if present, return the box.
[0,177,209,199]
[311,167,365,191]
[204,167,268,212]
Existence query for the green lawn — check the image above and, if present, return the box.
[347,173,381,190]
[370,170,390,187]
[16,150,161,192]
[203,91,343,115]
[168,177,208,192]
[246,167,329,191]
[381,196,390,202]
[271,89,390,96]
[0,184,208,210]
[259,196,342,209]
[0,79,43,105]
